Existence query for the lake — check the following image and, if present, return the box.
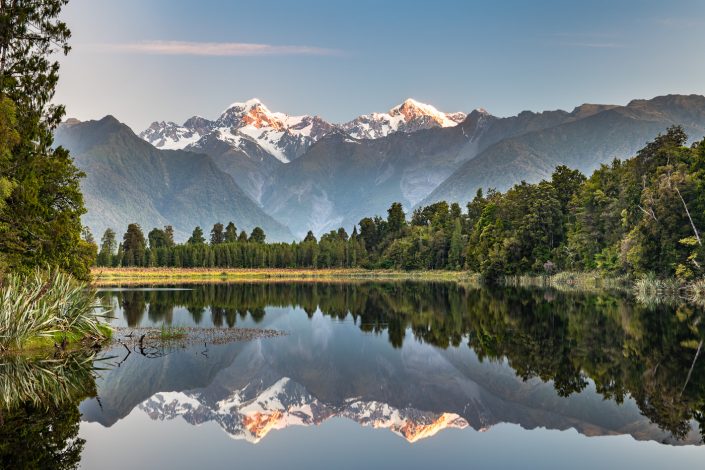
[2,281,705,469]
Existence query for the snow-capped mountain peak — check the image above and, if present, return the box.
[139,120,207,150]
[139,97,471,169]
[220,98,286,131]
[341,98,467,139]
[389,98,462,127]
[138,377,469,444]
[212,98,335,163]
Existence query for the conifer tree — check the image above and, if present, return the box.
[122,224,146,267]
[0,0,93,278]
[97,228,116,267]
[224,222,237,242]
[210,222,224,245]
[250,227,266,244]
[188,226,205,245]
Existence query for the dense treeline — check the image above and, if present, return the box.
[95,127,705,281]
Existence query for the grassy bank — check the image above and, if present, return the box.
[91,267,480,285]
[503,271,631,292]
[0,269,112,353]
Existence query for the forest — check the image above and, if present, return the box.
[94,127,705,282]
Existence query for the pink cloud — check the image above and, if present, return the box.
[103,40,340,57]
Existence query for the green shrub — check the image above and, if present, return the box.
[0,269,111,351]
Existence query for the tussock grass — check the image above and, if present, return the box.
[0,350,97,410]
[688,278,705,305]
[159,325,187,341]
[0,269,112,352]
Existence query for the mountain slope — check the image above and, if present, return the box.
[141,99,335,202]
[261,127,475,237]
[421,94,705,206]
[261,105,583,237]
[55,116,294,242]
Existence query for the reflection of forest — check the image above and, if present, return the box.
[103,282,705,441]
[0,352,98,468]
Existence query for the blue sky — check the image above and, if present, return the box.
[55,0,705,131]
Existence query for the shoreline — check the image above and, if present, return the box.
[91,267,479,285]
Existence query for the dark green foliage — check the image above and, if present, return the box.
[188,226,205,245]
[0,0,93,279]
[121,223,146,267]
[210,222,224,245]
[250,226,265,244]
[148,227,168,250]
[224,222,237,242]
[97,228,116,267]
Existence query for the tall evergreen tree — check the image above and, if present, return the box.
[97,228,116,267]
[0,0,93,279]
[250,227,266,244]
[163,225,175,248]
[188,226,205,245]
[122,223,146,267]
[148,227,168,250]
[224,222,237,243]
[304,231,317,243]
[387,202,406,234]
[210,222,224,245]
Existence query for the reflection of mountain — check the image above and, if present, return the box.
[82,288,702,446]
[139,378,468,443]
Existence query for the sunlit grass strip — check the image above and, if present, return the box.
[0,269,112,352]
[91,267,477,283]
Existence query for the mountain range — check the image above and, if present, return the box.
[54,116,293,242]
[61,94,705,240]
[80,309,698,446]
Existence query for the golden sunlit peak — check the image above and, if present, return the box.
[242,411,285,442]
[386,412,469,443]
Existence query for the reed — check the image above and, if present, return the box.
[0,269,112,352]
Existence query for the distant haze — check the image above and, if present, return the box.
[55,0,705,131]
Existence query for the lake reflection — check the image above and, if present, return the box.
[3,281,705,468]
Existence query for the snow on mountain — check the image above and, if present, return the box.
[138,377,468,444]
[140,98,469,159]
[341,98,467,139]
[139,120,210,150]
[141,98,335,163]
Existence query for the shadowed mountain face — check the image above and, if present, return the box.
[258,103,610,237]
[421,94,705,207]
[78,282,705,446]
[64,94,705,238]
[54,116,294,242]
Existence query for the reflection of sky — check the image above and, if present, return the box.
[80,412,705,469]
[81,291,705,468]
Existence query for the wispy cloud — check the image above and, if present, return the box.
[558,42,627,49]
[549,32,619,39]
[100,40,340,57]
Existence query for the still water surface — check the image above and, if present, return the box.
[3,281,705,469]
